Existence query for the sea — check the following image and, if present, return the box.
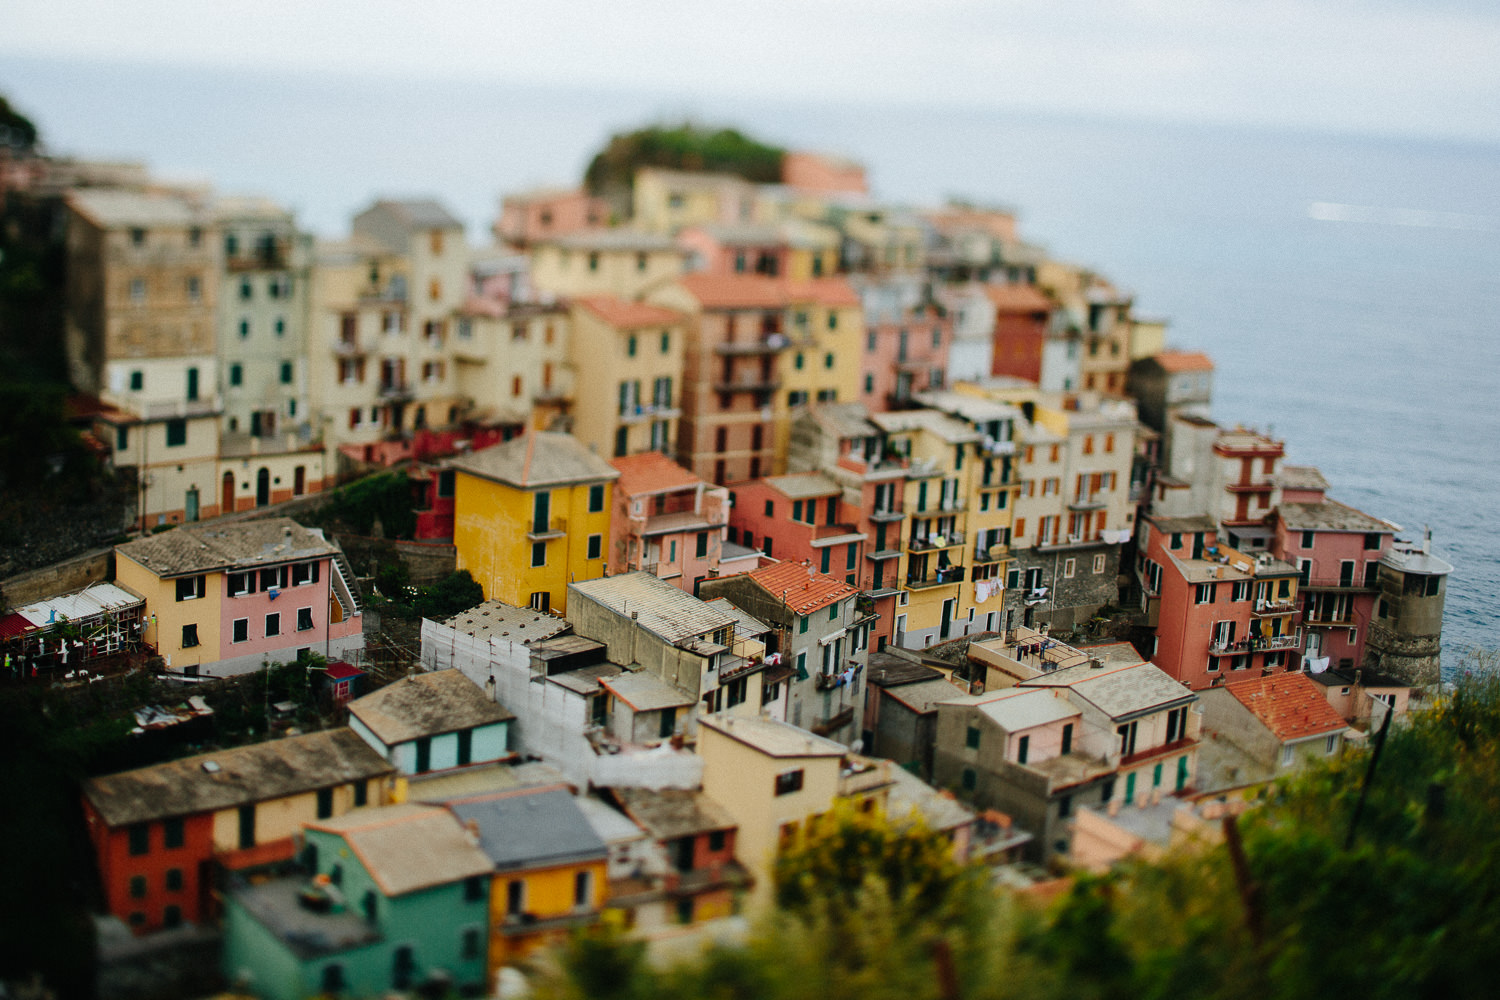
[4,55,1496,673]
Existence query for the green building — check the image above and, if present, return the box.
[223,803,493,999]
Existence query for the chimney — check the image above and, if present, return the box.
[485,675,497,701]
[1088,657,1103,670]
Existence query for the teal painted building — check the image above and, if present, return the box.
[223,803,493,999]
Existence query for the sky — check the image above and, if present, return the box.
[6,0,1500,143]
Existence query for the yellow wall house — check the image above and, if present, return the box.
[567,296,687,459]
[697,715,891,911]
[450,431,619,614]
[529,230,687,301]
[772,279,864,472]
[443,785,609,973]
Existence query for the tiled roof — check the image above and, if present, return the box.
[82,729,394,827]
[677,273,789,309]
[1152,350,1216,373]
[599,672,697,712]
[611,451,703,497]
[67,189,207,228]
[308,803,492,897]
[547,228,682,252]
[370,198,463,230]
[614,787,736,840]
[982,284,1053,312]
[698,715,846,758]
[115,517,338,578]
[576,295,684,329]
[449,431,620,489]
[1225,673,1349,742]
[347,669,514,745]
[744,560,857,615]
[570,571,737,645]
[1276,465,1329,492]
[1277,500,1397,534]
[785,277,860,307]
[702,598,772,637]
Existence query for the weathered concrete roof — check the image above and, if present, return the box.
[449,431,620,489]
[1025,662,1195,722]
[885,765,975,833]
[702,598,771,637]
[445,785,607,872]
[347,669,514,745]
[978,689,1081,731]
[439,600,572,644]
[698,715,845,758]
[571,571,736,646]
[1277,500,1398,533]
[599,672,697,712]
[115,517,337,578]
[68,188,207,228]
[83,729,394,827]
[229,877,382,959]
[308,803,492,896]
[763,471,841,499]
[614,787,736,840]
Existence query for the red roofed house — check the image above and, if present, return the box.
[985,284,1053,385]
[1197,672,1350,790]
[608,451,760,594]
[567,295,687,461]
[1128,349,1215,437]
[698,560,875,744]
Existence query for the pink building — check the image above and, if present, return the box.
[781,151,869,195]
[609,451,759,595]
[494,187,609,249]
[1137,514,1303,691]
[1267,477,1396,673]
[678,223,792,278]
[853,278,953,411]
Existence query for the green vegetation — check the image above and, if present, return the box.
[304,471,417,539]
[583,123,786,202]
[0,94,39,149]
[540,659,1500,1000]
[367,567,484,622]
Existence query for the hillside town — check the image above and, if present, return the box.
[0,125,1456,999]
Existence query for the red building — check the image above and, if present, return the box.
[81,729,393,933]
[728,472,861,585]
[1137,514,1304,691]
[985,284,1053,384]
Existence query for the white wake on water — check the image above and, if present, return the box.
[1308,201,1497,232]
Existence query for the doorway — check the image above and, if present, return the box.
[184,488,199,522]
[222,471,235,513]
[256,468,271,506]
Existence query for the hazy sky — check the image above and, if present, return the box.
[6,0,1500,142]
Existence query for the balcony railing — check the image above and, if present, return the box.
[1301,575,1376,591]
[378,381,413,400]
[1210,632,1302,656]
[715,334,788,355]
[907,566,965,589]
[713,377,781,393]
[617,402,680,424]
[868,508,904,522]
[974,540,1009,563]
[1068,494,1107,511]
[527,516,567,541]
[1253,597,1298,614]
[909,530,965,553]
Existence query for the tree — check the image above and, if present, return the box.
[583,123,786,205]
[0,94,39,150]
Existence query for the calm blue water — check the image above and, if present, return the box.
[4,56,1496,668]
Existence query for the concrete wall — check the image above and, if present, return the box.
[2,547,113,608]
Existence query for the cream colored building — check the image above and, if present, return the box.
[697,715,892,909]
[567,296,685,458]
[632,168,759,234]
[529,229,686,301]
[451,303,572,432]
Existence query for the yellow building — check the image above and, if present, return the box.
[529,230,686,301]
[631,168,759,234]
[697,715,892,911]
[445,785,610,972]
[450,431,619,613]
[771,280,865,471]
[568,296,686,458]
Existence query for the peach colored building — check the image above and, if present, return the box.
[986,285,1053,385]
[781,152,868,196]
[495,187,609,249]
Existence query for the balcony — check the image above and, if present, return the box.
[1210,632,1302,656]
[332,336,366,357]
[617,402,681,424]
[527,516,567,541]
[226,243,288,271]
[1068,494,1107,512]
[1301,575,1377,592]
[936,496,967,512]
[378,381,413,401]
[908,530,965,553]
[713,377,781,394]
[907,566,965,589]
[868,508,904,523]
[1304,608,1355,626]
[1253,597,1298,615]
[715,334,788,355]
[974,540,1009,563]
[141,398,219,419]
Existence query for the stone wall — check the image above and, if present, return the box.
[1,546,113,609]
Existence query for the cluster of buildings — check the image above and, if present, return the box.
[2,144,1456,997]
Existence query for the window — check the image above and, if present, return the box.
[238,805,255,850]
[316,787,333,819]
[181,624,199,648]
[264,613,280,637]
[829,604,838,621]
[1017,735,1030,764]
[1195,583,1215,604]
[1061,723,1073,755]
[1231,580,1251,601]
[574,870,593,908]
[587,534,602,560]
[588,484,605,512]
[1166,707,1186,744]
[175,576,204,601]
[129,875,147,899]
[297,607,314,632]
[775,769,805,796]
[506,880,525,917]
[228,363,243,387]
[1063,558,1076,578]
[238,318,250,339]
[1325,733,1339,754]
[1281,746,1295,767]
[462,927,482,961]
[280,361,293,384]
[291,561,319,586]
[163,817,184,849]
[695,532,708,558]
[354,782,367,807]
[961,768,976,791]
[128,823,149,856]
[129,277,146,303]
[392,946,415,990]
[1093,553,1106,574]
[799,615,808,634]
[627,334,637,357]
[824,352,834,369]
[230,617,248,644]
[529,540,547,568]
[1301,530,1315,549]
[1117,721,1138,757]
[415,736,432,773]
[463,874,485,904]
[165,419,187,447]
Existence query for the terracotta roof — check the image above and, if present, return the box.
[785,277,860,307]
[744,560,857,615]
[677,273,788,309]
[611,451,703,497]
[576,295,684,329]
[1153,350,1216,373]
[1225,673,1349,742]
[982,284,1053,312]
